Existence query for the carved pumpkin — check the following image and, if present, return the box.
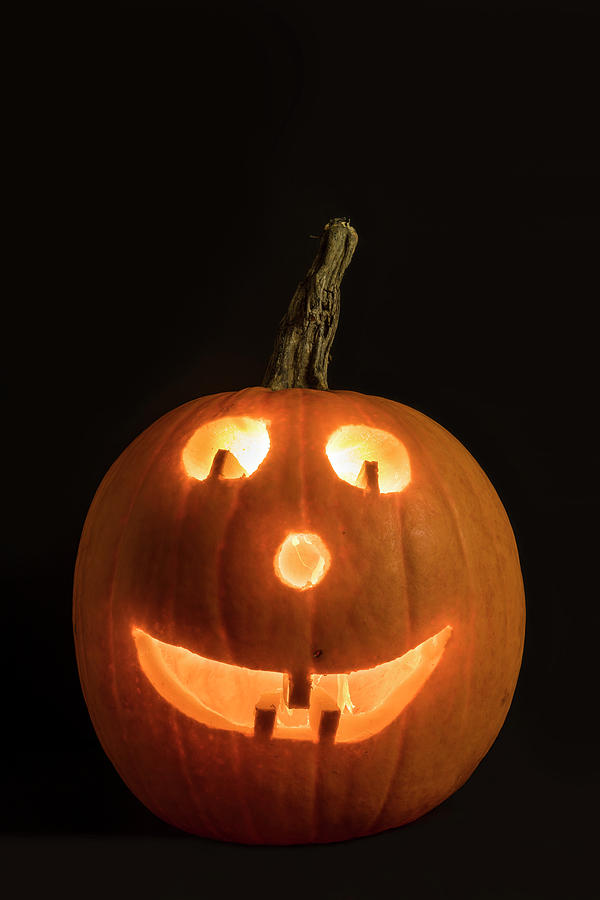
[74,219,525,844]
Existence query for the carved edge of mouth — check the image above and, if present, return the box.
[132,624,453,744]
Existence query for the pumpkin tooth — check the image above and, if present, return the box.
[309,686,341,743]
[283,671,312,708]
[253,691,279,739]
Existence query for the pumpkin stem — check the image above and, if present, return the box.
[262,217,358,390]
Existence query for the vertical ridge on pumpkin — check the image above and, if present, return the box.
[401,405,489,747]
[218,390,275,844]
[165,434,215,841]
[215,477,261,843]
[422,418,476,764]
[297,388,323,844]
[105,403,201,807]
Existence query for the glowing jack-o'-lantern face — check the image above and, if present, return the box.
[133,409,452,745]
[74,387,524,844]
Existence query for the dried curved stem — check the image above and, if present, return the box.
[262,217,358,390]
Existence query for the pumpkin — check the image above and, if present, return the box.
[74,219,525,844]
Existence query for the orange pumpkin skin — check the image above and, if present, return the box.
[74,386,525,844]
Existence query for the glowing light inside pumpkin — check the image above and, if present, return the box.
[275,532,331,590]
[325,425,411,493]
[133,624,453,743]
[337,673,356,714]
[182,416,270,481]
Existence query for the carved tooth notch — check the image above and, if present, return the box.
[254,691,280,739]
[309,686,341,743]
[208,448,247,479]
[283,671,312,709]
[356,459,380,493]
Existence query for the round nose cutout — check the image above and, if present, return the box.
[275,533,331,590]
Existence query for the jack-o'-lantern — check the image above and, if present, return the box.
[74,219,525,844]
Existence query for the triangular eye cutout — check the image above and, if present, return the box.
[183,417,270,481]
[325,425,411,493]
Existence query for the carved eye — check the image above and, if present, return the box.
[183,417,270,481]
[325,425,411,494]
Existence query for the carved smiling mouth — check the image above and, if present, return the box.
[133,625,452,744]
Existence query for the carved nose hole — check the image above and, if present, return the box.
[274,532,331,590]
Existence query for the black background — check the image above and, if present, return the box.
[4,1,599,897]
